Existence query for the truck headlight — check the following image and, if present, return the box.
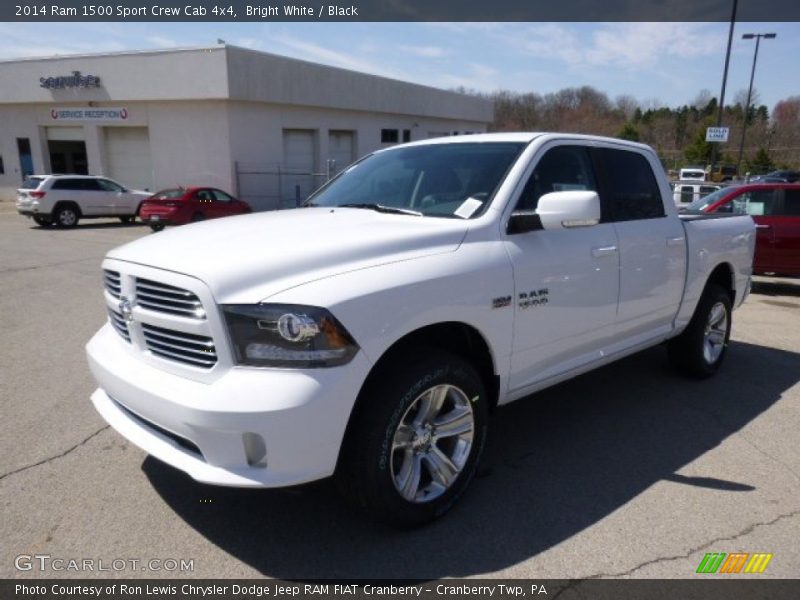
[222,304,359,368]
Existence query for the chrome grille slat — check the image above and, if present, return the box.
[107,309,130,343]
[136,290,202,306]
[135,277,205,319]
[140,326,215,348]
[137,298,204,317]
[142,332,217,357]
[145,338,217,360]
[137,280,196,297]
[141,323,217,368]
[147,345,217,367]
[104,270,121,298]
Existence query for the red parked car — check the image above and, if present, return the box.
[139,187,251,232]
[686,183,800,277]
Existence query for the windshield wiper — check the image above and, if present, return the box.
[340,203,423,216]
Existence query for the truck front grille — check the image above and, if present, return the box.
[141,323,217,368]
[135,278,205,319]
[107,309,131,343]
[103,267,221,373]
[104,270,121,298]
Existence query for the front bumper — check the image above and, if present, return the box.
[87,324,372,487]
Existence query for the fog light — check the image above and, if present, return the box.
[242,432,267,468]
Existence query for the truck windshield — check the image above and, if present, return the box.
[306,142,526,218]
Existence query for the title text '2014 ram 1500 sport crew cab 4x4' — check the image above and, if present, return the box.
[87,133,755,525]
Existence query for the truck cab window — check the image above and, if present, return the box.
[516,146,597,211]
[593,148,665,222]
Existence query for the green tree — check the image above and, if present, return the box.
[617,122,640,142]
[750,147,774,173]
[684,122,714,164]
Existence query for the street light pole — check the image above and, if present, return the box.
[709,0,738,176]
[736,32,776,176]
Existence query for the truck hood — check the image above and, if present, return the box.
[108,207,469,303]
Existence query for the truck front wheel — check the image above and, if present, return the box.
[338,351,488,527]
[668,284,732,378]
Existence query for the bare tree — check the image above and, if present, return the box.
[691,89,713,109]
[615,94,639,120]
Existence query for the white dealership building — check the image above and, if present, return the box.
[0,45,493,208]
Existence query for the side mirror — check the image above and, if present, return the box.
[536,190,601,230]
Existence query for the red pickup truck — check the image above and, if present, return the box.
[687,183,800,277]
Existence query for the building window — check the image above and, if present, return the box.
[381,129,399,143]
[402,129,411,143]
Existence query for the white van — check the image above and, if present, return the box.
[679,167,706,182]
[672,181,721,205]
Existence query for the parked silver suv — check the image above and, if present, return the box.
[16,175,150,227]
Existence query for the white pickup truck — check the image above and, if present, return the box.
[86,133,755,525]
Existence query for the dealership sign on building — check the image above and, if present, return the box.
[50,107,129,121]
[40,71,101,89]
[706,127,730,142]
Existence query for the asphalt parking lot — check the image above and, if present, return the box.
[1,208,799,580]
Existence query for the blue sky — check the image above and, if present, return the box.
[0,21,797,111]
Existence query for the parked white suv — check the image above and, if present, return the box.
[87,133,755,526]
[16,175,150,227]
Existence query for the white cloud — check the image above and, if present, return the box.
[481,22,725,72]
[400,45,449,58]
[436,62,503,91]
[518,24,584,66]
[267,33,406,79]
[586,23,724,69]
[144,36,180,49]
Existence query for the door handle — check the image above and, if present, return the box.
[755,224,771,229]
[591,245,618,258]
[666,236,685,247]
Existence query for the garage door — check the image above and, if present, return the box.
[282,129,317,205]
[328,130,355,175]
[104,127,153,191]
[46,126,85,141]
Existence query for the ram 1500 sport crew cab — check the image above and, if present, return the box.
[87,133,755,525]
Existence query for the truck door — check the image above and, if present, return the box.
[505,144,620,392]
[591,147,686,344]
[773,188,800,275]
[724,187,779,274]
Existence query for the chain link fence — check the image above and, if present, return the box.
[235,162,339,212]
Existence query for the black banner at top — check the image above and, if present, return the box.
[3,0,800,22]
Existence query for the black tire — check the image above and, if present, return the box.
[149,223,165,232]
[668,284,732,378]
[336,350,488,527]
[119,216,133,224]
[33,216,52,227]
[53,204,80,228]
[191,212,205,222]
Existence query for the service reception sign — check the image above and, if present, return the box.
[50,107,129,121]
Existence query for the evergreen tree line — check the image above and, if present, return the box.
[456,86,800,174]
